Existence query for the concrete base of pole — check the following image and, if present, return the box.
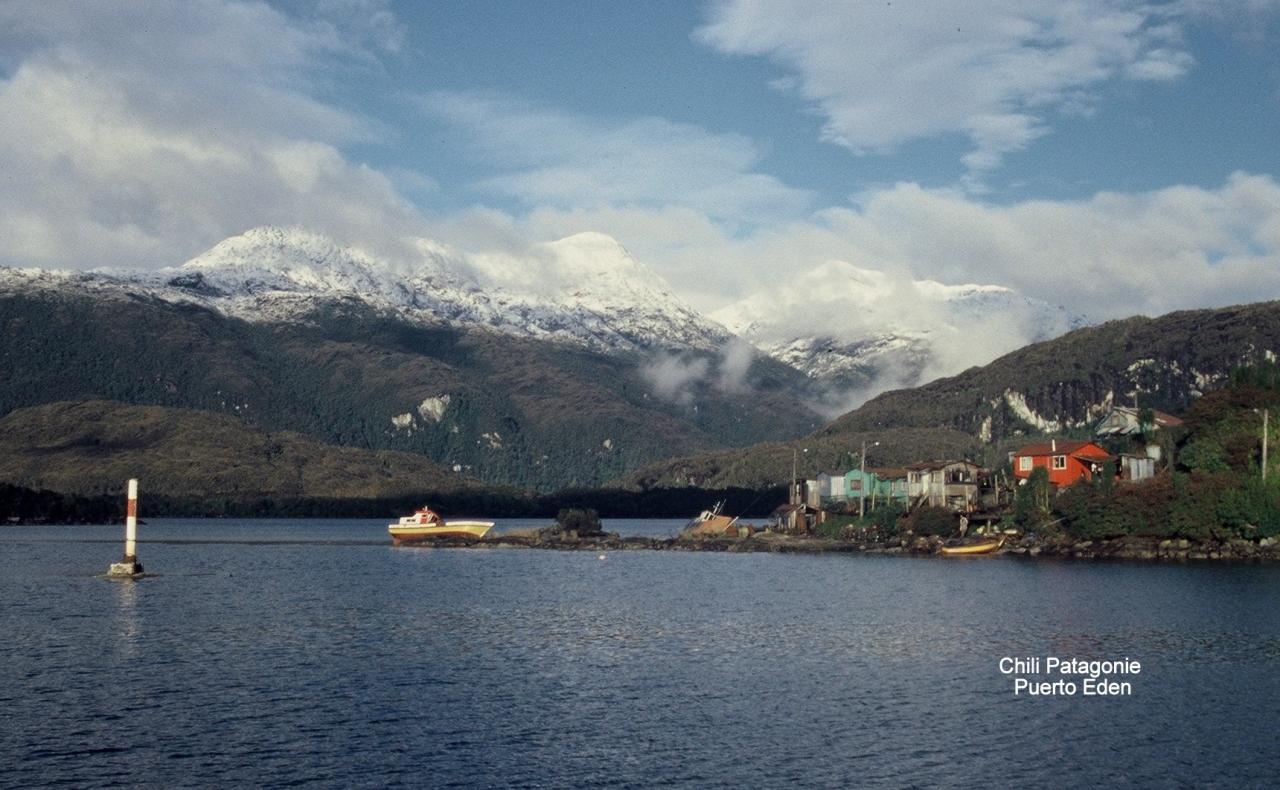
[107,561,144,578]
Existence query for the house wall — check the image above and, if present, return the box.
[1014,453,1094,486]
[804,480,821,509]
[1122,456,1155,481]
[908,463,981,507]
[907,470,949,507]
[815,474,846,501]
[877,478,909,501]
[846,470,909,504]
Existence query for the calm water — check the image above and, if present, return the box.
[4,518,1280,788]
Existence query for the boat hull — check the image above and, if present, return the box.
[389,521,494,544]
[939,538,1003,556]
[682,513,739,538]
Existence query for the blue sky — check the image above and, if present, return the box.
[2,0,1280,320]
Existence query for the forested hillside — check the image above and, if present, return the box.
[0,287,821,490]
[615,301,1280,490]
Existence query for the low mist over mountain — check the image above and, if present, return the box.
[0,230,823,492]
[1,225,1104,495]
[616,300,1280,491]
[714,260,1084,417]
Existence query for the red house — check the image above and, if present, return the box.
[1011,439,1113,487]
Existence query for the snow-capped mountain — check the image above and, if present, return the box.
[0,231,1085,414]
[3,227,732,354]
[714,260,1086,411]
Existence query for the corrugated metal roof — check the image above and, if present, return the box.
[1094,407,1184,435]
[905,459,980,471]
[1015,439,1113,459]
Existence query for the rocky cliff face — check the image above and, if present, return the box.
[612,300,1280,491]
[824,303,1280,442]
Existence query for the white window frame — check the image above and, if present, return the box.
[1052,455,1067,470]
[1018,456,1032,472]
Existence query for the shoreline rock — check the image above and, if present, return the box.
[412,530,1280,563]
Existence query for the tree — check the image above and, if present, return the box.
[1014,467,1051,528]
[555,508,603,535]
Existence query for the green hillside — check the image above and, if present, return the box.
[0,288,822,491]
[615,301,1280,490]
[613,427,982,490]
[824,301,1280,440]
[0,400,492,500]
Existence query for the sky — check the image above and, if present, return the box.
[2,0,1280,323]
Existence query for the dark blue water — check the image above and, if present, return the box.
[4,519,1280,788]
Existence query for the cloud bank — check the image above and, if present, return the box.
[697,0,1195,181]
[420,91,812,227]
[0,0,1278,363]
[0,0,421,269]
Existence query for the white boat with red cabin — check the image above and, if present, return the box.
[388,507,495,544]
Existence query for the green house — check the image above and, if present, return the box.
[844,467,909,504]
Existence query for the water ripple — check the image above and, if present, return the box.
[3,521,1280,787]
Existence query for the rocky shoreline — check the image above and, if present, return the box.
[414,530,1280,562]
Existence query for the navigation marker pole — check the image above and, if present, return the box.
[108,479,144,578]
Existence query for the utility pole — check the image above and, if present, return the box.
[783,445,793,501]
[859,439,880,519]
[791,447,808,505]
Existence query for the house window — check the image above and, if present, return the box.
[1018,456,1032,472]
[1052,455,1067,470]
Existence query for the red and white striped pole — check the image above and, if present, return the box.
[108,478,143,577]
[124,478,138,563]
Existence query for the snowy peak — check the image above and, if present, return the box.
[81,226,729,354]
[173,226,438,300]
[184,226,372,272]
[545,232,662,288]
[718,259,1076,344]
[716,259,1086,414]
[539,233,712,332]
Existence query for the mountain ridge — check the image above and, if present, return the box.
[713,259,1085,415]
[0,280,822,491]
[613,299,1280,490]
[98,225,735,355]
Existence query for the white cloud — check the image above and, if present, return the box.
[686,173,1280,321]
[420,91,812,227]
[316,0,407,53]
[433,172,1280,324]
[716,337,758,394]
[696,0,1196,180]
[0,0,1277,366]
[714,259,1083,415]
[0,0,423,269]
[640,352,711,405]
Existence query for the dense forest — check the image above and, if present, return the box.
[0,288,820,491]
[1030,365,1280,541]
[0,480,786,524]
[616,301,1280,490]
